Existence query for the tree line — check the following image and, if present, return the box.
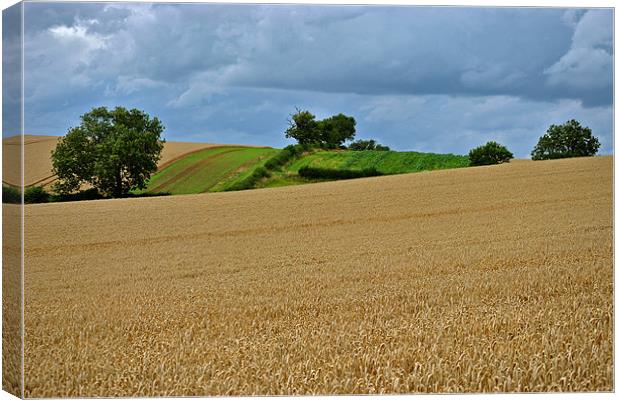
[284,108,390,151]
[468,119,600,166]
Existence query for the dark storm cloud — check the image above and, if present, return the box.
[20,3,613,156]
[3,3,22,137]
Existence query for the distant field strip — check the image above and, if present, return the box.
[3,135,59,187]
[289,150,469,174]
[144,146,277,194]
[24,156,612,396]
[1,135,221,188]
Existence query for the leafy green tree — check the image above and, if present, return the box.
[318,113,356,148]
[285,109,320,145]
[349,139,390,151]
[468,141,514,166]
[52,106,165,198]
[531,119,600,160]
[285,109,356,148]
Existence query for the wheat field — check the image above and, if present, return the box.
[22,156,612,396]
[2,204,22,397]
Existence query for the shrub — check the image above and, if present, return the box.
[349,139,390,151]
[264,144,304,170]
[24,186,50,204]
[126,191,171,198]
[531,119,600,160]
[298,166,383,180]
[2,185,21,204]
[49,188,104,202]
[468,141,514,166]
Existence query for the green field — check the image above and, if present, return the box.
[288,150,469,174]
[258,149,469,188]
[142,146,278,195]
[142,146,469,195]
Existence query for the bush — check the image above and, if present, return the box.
[468,141,514,166]
[349,139,390,151]
[531,119,600,160]
[298,166,383,180]
[49,188,104,202]
[264,144,305,170]
[126,191,171,198]
[2,185,21,204]
[24,186,50,204]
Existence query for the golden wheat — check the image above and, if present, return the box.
[21,156,612,396]
[3,204,22,397]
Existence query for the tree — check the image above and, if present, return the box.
[468,141,513,166]
[349,139,390,151]
[285,109,356,148]
[531,119,600,160]
[51,106,165,198]
[318,113,356,148]
[285,109,320,145]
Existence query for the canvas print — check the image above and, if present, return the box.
[1,1,614,397]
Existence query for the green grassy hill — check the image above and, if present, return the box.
[141,146,277,195]
[141,146,469,195]
[260,149,469,188]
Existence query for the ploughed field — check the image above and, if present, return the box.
[24,156,612,396]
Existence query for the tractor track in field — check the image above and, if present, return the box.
[146,148,246,193]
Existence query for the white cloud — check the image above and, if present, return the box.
[25,19,111,102]
[25,4,610,105]
[49,22,107,51]
[545,9,612,89]
[166,69,234,108]
[21,3,613,155]
[560,9,582,28]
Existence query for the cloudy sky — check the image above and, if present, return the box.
[7,3,615,157]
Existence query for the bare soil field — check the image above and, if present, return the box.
[23,156,612,396]
[2,135,226,187]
